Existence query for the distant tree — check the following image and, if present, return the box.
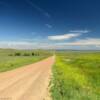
[32,52,35,56]
[15,52,21,56]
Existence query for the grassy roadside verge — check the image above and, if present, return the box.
[51,53,100,100]
[0,56,46,72]
[0,49,52,72]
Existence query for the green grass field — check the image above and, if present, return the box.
[0,49,100,100]
[0,49,51,72]
[51,52,100,100]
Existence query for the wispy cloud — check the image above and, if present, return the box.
[55,38,100,46]
[70,30,90,33]
[73,38,100,45]
[48,30,90,41]
[26,0,50,18]
[45,24,52,28]
[0,38,100,50]
[48,33,80,40]
[0,41,34,49]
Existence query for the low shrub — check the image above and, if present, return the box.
[15,52,21,56]
[32,52,35,56]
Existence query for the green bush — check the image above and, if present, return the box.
[32,52,35,56]
[15,52,21,56]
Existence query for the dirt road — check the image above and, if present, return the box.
[0,56,55,100]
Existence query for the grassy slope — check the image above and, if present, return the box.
[0,49,52,72]
[51,52,100,100]
[0,56,45,72]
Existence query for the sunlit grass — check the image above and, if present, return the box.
[0,49,52,72]
[0,56,45,72]
[51,52,100,100]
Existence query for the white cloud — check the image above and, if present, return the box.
[48,33,80,40]
[70,30,90,33]
[48,30,90,41]
[54,38,100,46]
[46,38,100,50]
[0,41,55,49]
[0,38,100,50]
[0,41,37,49]
[73,38,100,45]
[96,45,100,48]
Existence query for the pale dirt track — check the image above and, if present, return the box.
[0,56,55,100]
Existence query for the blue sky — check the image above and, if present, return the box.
[0,0,100,49]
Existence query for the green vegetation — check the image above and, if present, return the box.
[0,49,52,72]
[51,52,100,100]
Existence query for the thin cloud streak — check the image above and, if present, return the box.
[56,38,100,46]
[0,41,38,49]
[26,0,50,18]
[45,24,52,28]
[70,30,90,33]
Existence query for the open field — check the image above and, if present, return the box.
[51,51,100,100]
[0,49,100,100]
[0,49,52,72]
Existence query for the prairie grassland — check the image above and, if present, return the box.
[0,49,51,72]
[51,52,100,100]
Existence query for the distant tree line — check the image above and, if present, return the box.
[8,52,39,56]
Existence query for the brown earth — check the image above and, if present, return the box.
[0,56,55,100]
